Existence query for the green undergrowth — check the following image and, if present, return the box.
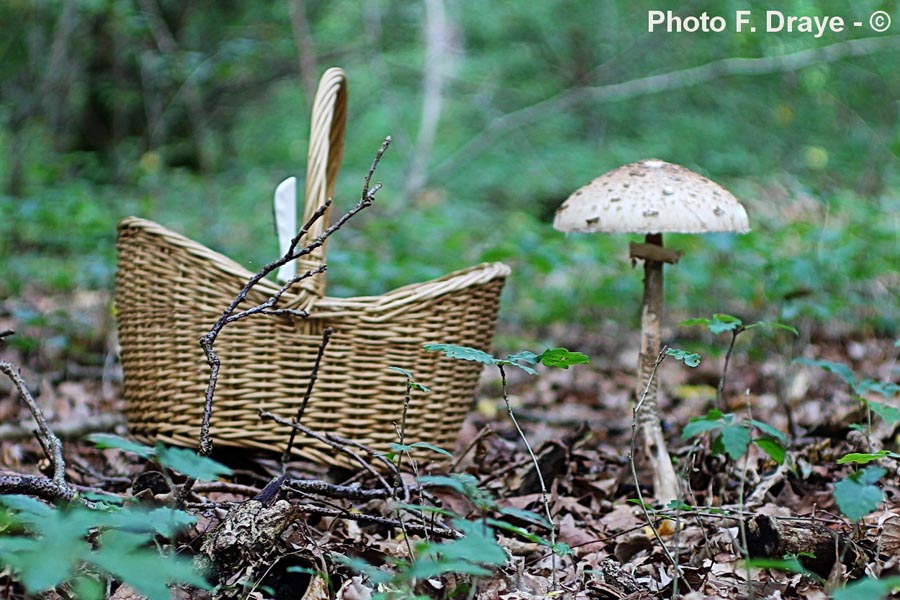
[2,174,897,339]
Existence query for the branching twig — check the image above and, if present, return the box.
[197,136,391,458]
[259,410,394,493]
[0,360,70,493]
[176,138,391,505]
[0,472,75,503]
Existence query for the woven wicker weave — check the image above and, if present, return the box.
[115,68,510,466]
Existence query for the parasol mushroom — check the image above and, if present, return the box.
[553,158,749,503]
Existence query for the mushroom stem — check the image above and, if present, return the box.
[637,232,679,504]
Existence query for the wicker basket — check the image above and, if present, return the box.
[115,68,510,467]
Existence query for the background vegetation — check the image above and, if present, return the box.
[2,0,899,337]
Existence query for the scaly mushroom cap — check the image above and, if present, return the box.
[553,159,750,235]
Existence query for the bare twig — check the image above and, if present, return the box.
[197,137,391,458]
[0,472,75,503]
[628,348,681,582]
[282,327,333,468]
[292,504,459,539]
[449,425,494,472]
[716,327,743,410]
[0,361,69,492]
[176,138,390,506]
[259,411,394,493]
[392,372,417,559]
[285,479,391,501]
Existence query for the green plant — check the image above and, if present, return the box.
[682,313,797,408]
[339,470,564,599]
[0,496,208,600]
[682,409,788,464]
[0,435,230,598]
[832,466,886,523]
[795,359,900,435]
[832,576,900,600]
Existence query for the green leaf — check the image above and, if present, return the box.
[423,344,497,366]
[743,555,820,580]
[666,348,701,367]
[837,450,892,465]
[497,506,552,529]
[0,495,55,520]
[747,419,789,444]
[868,382,900,399]
[154,444,232,481]
[418,473,480,497]
[485,518,544,544]
[333,555,393,586]
[682,415,723,439]
[143,507,198,538]
[388,366,414,378]
[833,467,886,521]
[868,400,900,427]
[505,350,539,364]
[92,531,209,600]
[832,576,900,600]
[680,317,711,328]
[394,502,458,518]
[794,359,857,390]
[407,442,453,457]
[720,424,752,460]
[86,433,156,459]
[709,313,743,334]
[537,348,590,369]
[754,437,786,464]
[551,541,572,556]
[387,367,431,392]
[445,518,507,566]
[408,558,492,579]
[762,322,799,336]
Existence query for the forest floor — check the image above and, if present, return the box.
[1,289,898,599]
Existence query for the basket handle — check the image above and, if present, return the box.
[292,67,348,307]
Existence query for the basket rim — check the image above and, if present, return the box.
[117,215,510,316]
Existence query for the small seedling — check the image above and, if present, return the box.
[832,466,886,522]
[795,359,900,434]
[682,313,797,409]
[682,409,787,463]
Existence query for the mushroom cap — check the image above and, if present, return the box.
[553,158,750,234]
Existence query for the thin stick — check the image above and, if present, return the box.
[259,410,394,493]
[628,349,680,580]
[499,364,558,588]
[716,328,742,410]
[282,327,333,468]
[393,374,416,559]
[0,361,69,490]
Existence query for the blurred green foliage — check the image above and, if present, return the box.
[1,0,898,336]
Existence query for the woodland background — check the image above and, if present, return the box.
[1,2,900,598]
[1,0,898,340]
